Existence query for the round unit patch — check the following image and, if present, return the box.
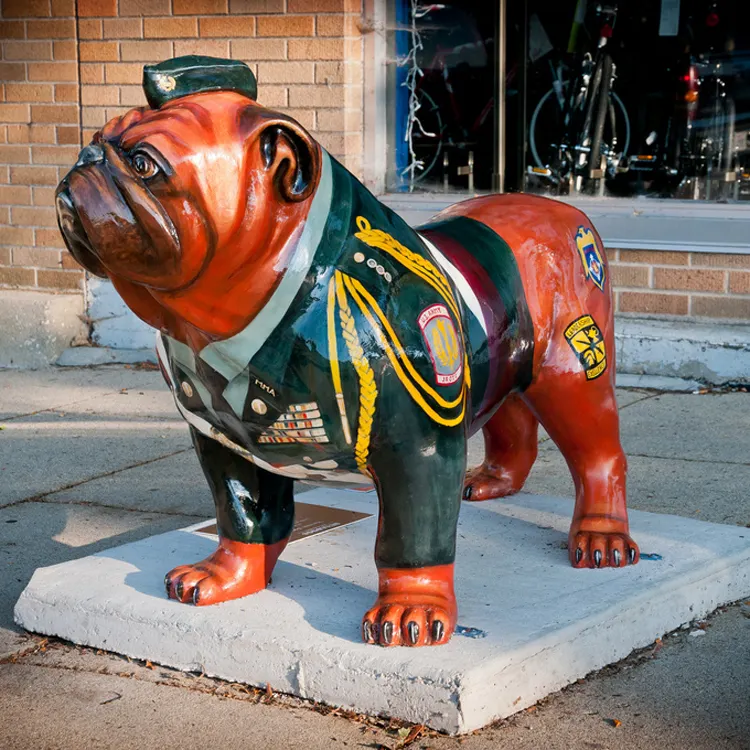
[418,304,463,386]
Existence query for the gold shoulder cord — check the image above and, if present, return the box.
[326,217,472,473]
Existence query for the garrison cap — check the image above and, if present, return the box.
[142,55,258,109]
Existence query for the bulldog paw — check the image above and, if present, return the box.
[165,537,287,606]
[464,464,525,501]
[362,565,457,647]
[569,527,639,569]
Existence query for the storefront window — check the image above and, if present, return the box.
[387,0,750,202]
[386,1,499,192]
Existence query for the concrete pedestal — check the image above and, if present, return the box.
[14,490,750,734]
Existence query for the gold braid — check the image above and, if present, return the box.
[334,271,377,475]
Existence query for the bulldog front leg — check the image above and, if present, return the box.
[166,428,294,605]
[363,433,466,647]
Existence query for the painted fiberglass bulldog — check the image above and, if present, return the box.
[55,56,639,648]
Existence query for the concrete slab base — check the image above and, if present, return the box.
[14,489,750,734]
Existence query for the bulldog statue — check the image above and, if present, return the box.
[55,56,639,648]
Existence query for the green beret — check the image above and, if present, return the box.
[142,55,258,109]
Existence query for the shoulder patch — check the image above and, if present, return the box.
[418,304,463,385]
[575,226,606,291]
[565,314,607,380]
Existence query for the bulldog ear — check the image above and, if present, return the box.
[258,120,320,203]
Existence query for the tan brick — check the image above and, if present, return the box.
[257,61,314,84]
[1,0,50,17]
[81,127,98,143]
[102,18,143,38]
[51,0,76,14]
[7,124,56,143]
[11,205,57,226]
[199,16,255,37]
[3,42,53,61]
[4,83,53,103]
[315,108,345,131]
[35,227,66,247]
[78,0,117,16]
[256,85,287,108]
[119,40,172,62]
[617,249,687,266]
[27,62,77,82]
[0,21,26,39]
[80,63,104,84]
[81,106,107,126]
[37,268,82,289]
[315,132,343,153]
[30,144,79,165]
[0,103,30,123]
[289,0,360,9]
[229,0,284,11]
[691,252,750,269]
[288,84,344,108]
[12,247,61,267]
[31,103,78,122]
[54,83,77,101]
[289,38,344,60]
[691,295,750,319]
[0,248,10,265]
[609,264,650,288]
[104,105,133,120]
[257,16,315,37]
[104,63,141,85]
[728,271,750,295]
[653,267,725,293]
[315,60,361,84]
[0,267,36,287]
[78,41,116,62]
[26,19,76,39]
[119,85,146,106]
[144,17,198,38]
[0,145,30,163]
[0,186,31,205]
[118,0,170,14]
[53,41,78,60]
[10,166,58,185]
[79,84,118,106]
[283,108,315,130]
[0,225,35,245]
[174,0,227,12]
[56,125,79,144]
[60,253,82,270]
[32,186,56,205]
[173,39,229,57]
[0,63,27,82]
[619,292,688,316]
[78,19,103,39]
[231,38,286,60]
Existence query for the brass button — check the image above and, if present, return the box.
[354,252,365,263]
[180,381,194,398]
[251,398,268,415]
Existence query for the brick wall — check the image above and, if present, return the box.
[2,0,750,327]
[609,250,750,321]
[0,0,364,298]
[0,0,84,293]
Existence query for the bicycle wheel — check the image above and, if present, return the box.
[529,85,629,175]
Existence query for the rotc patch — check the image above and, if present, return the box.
[418,304,462,385]
[575,226,606,291]
[565,315,607,380]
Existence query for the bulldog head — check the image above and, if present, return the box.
[55,57,321,310]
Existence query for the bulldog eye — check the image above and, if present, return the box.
[131,151,160,180]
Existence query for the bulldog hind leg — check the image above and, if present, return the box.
[166,428,294,605]
[523,368,639,569]
[464,393,538,501]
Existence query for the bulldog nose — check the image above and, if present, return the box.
[74,143,104,168]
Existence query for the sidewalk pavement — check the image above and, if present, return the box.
[0,365,748,750]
